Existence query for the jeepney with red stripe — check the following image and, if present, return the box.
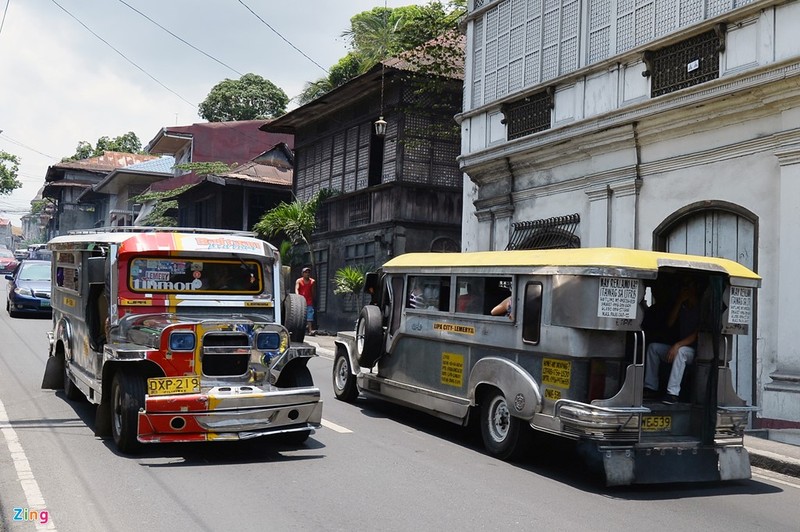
[42,227,320,453]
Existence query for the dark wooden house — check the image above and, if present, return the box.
[262,35,465,331]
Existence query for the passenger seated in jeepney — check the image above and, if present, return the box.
[641,280,677,345]
[643,276,702,405]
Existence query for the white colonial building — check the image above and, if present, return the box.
[458,0,800,428]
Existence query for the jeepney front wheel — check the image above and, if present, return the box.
[332,350,359,402]
[480,390,529,461]
[111,371,145,454]
[355,305,384,368]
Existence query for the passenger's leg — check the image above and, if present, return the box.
[666,346,696,396]
[645,343,669,392]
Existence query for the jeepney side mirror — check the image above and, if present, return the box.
[87,256,106,285]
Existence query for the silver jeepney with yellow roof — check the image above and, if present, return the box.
[332,247,760,485]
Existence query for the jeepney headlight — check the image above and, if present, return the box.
[169,331,196,351]
[257,332,281,350]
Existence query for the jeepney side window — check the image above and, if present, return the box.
[407,275,450,312]
[456,276,485,314]
[55,251,80,293]
[522,282,543,344]
[455,276,513,315]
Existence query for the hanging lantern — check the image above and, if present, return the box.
[374,116,387,137]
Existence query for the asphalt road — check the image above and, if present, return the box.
[1,280,800,531]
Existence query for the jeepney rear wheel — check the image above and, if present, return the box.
[332,350,358,402]
[111,371,145,454]
[480,390,528,461]
[63,359,83,401]
[355,305,384,368]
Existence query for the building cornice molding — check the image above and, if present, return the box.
[462,60,800,180]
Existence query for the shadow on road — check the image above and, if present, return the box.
[348,394,784,498]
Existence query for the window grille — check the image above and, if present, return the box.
[506,213,581,250]
[502,89,553,141]
[647,28,722,98]
[470,0,753,109]
[316,203,329,233]
[348,194,371,226]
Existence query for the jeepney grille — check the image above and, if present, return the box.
[201,333,251,377]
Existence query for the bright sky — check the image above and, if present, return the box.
[0,0,428,226]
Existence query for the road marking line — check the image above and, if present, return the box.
[321,419,352,433]
[752,470,800,490]
[0,398,57,530]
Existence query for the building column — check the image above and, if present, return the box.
[474,203,514,251]
[585,185,609,247]
[609,178,641,249]
[762,141,800,425]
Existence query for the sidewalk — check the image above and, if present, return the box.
[305,333,800,480]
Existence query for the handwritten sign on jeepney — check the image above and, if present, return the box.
[440,352,464,387]
[728,286,752,324]
[597,277,639,319]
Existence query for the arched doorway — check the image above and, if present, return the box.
[653,201,758,406]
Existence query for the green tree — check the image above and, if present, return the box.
[253,190,336,274]
[297,1,465,103]
[0,151,22,195]
[69,132,143,160]
[199,73,288,122]
[333,265,367,309]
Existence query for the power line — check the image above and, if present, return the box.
[237,0,329,75]
[0,0,10,38]
[115,0,243,78]
[48,0,197,109]
[0,133,57,160]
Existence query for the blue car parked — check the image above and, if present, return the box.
[6,260,52,317]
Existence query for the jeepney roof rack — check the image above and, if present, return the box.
[66,226,257,237]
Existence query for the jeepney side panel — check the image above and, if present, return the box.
[376,274,631,419]
[334,332,362,375]
[50,245,101,397]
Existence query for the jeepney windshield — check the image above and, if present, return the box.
[128,257,265,295]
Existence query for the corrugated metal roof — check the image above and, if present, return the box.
[124,156,175,174]
[222,162,292,186]
[46,151,161,181]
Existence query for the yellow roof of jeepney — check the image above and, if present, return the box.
[383,247,761,282]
